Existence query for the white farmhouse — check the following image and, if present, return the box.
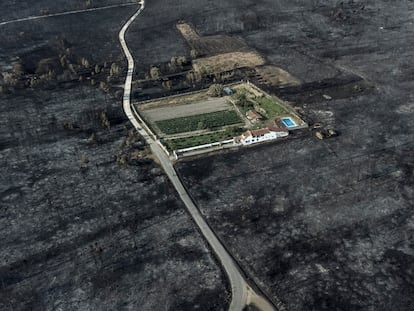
[234,127,289,146]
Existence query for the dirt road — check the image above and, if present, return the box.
[0,3,137,26]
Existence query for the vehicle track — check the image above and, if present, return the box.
[0,2,137,26]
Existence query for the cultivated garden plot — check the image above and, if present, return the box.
[155,110,242,135]
[135,82,305,152]
[232,84,291,118]
[135,86,246,150]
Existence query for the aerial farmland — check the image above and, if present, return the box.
[1,0,413,311]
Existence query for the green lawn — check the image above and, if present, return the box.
[255,97,290,118]
[156,110,242,135]
[232,87,290,119]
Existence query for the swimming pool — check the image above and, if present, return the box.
[281,117,297,128]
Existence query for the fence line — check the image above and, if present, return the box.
[173,139,235,159]
[247,81,308,127]
[176,139,234,153]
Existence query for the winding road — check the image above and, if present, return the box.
[120,2,276,311]
[0,1,276,309]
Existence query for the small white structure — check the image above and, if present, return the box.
[234,127,288,146]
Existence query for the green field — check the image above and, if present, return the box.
[156,110,242,135]
[255,97,290,118]
[164,127,243,150]
[232,87,290,119]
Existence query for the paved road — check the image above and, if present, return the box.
[119,2,276,311]
[0,3,137,26]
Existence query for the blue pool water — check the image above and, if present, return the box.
[281,117,296,127]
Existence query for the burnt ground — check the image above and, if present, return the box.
[2,0,414,310]
[0,3,132,67]
[0,2,228,311]
[0,0,135,22]
[169,0,414,311]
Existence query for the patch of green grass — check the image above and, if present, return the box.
[233,88,290,119]
[156,110,242,135]
[255,97,289,118]
[164,127,244,150]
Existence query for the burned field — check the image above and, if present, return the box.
[0,88,228,311]
[171,0,414,310]
[0,2,228,310]
[0,0,134,23]
[178,135,414,310]
[1,0,414,310]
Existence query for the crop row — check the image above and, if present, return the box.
[164,127,244,150]
[156,110,242,134]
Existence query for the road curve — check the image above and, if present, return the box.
[119,2,276,311]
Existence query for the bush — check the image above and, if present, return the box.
[207,83,224,97]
